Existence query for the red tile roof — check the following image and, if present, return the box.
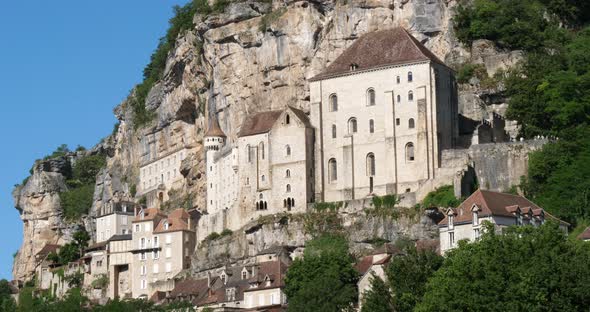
[132,208,166,223]
[238,110,283,137]
[577,227,590,240]
[36,244,61,259]
[237,106,311,138]
[310,27,445,81]
[153,209,193,233]
[439,189,544,225]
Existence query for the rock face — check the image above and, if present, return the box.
[12,0,530,280]
[12,157,82,281]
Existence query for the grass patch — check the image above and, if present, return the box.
[421,185,461,208]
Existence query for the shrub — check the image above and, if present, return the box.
[259,8,287,32]
[91,274,109,289]
[60,184,95,220]
[220,229,233,237]
[421,185,461,208]
[71,154,106,185]
[205,232,220,241]
[130,184,137,197]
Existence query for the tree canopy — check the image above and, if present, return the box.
[416,223,590,311]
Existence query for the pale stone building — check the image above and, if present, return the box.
[356,245,396,310]
[309,27,458,203]
[107,234,133,299]
[438,189,569,254]
[139,131,192,207]
[95,201,136,242]
[201,107,314,237]
[130,208,195,298]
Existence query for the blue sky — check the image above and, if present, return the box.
[0,0,188,280]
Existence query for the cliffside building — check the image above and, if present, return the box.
[309,27,458,202]
[202,107,314,236]
[438,189,569,254]
[95,201,137,243]
[130,208,196,298]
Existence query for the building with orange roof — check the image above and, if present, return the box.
[130,207,196,298]
[438,189,569,253]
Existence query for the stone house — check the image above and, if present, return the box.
[34,244,61,291]
[355,245,398,310]
[130,207,196,299]
[107,234,133,299]
[438,189,569,254]
[309,27,458,203]
[95,201,136,242]
[577,227,590,241]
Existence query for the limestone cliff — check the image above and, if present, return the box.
[12,0,527,281]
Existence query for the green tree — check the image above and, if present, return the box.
[284,234,358,312]
[360,274,394,312]
[421,185,461,208]
[386,245,443,312]
[416,223,590,311]
[0,280,15,312]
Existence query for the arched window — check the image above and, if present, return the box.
[408,71,413,82]
[408,91,414,101]
[286,184,291,193]
[409,118,415,129]
[397,94,401,103]
[367,89,376,106]
[259,193,263,200]
[283,199,287,208]
[332,124,337,139]
[263,202,268,210]
[246,145,251,163]
[256,202,260,210]
[348,118,357,134]
[259,142,265,160]
[406,142,415,161]
[285,114,290,124]
[329,94,338,112]
[286,169,291,178]
[261,175,265,182]
[328,158,338,182]
[366,153,375,176]
[369,119,374,133]
[286,145,291,156]
[396,76,401,84]
[291,198,295,207]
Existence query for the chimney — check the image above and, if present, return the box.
[207,271,211,288]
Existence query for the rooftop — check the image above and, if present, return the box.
[237,106,311,138]
[204,114,226,138]
[310,27,445,81]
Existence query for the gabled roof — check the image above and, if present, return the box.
[36,244,61,259]
[438,189,555,226]
[310,27,446,81]
[132,208,166,223]
[577,227,590,240]
[237,106,311,138]
[204,114,226,138]
[153,208,193,233]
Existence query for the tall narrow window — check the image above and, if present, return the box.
[369,119,374,133]
[408,91,414,101]
[473,211,479,226]
[406,142,415,161]
[408,118,415,129]
[329,94,338,112]
[397,94,401,103]
[259,142,265,160]
[332,124,337,139]
[285,114,290,124]
[367,89,376,106]
[366,153,375,176]
[396,76,401,84]
[328,158,337,182]
[286,184,291,193]
[449,232,455,247]
[286,145,291,156]
[408,71,413,82]
[246,145,251,163]
[348,118,357,134]
[286,169,291,178]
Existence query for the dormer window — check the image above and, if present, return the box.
[221,273,227,284]
[164,221,169,230]
[264,275,272,287]
[285,114,290,124]
[350,63,358,71]
[473,211,479,226]
[242,269,248,280]
[140,210,145,219]
[448,214,454,230]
